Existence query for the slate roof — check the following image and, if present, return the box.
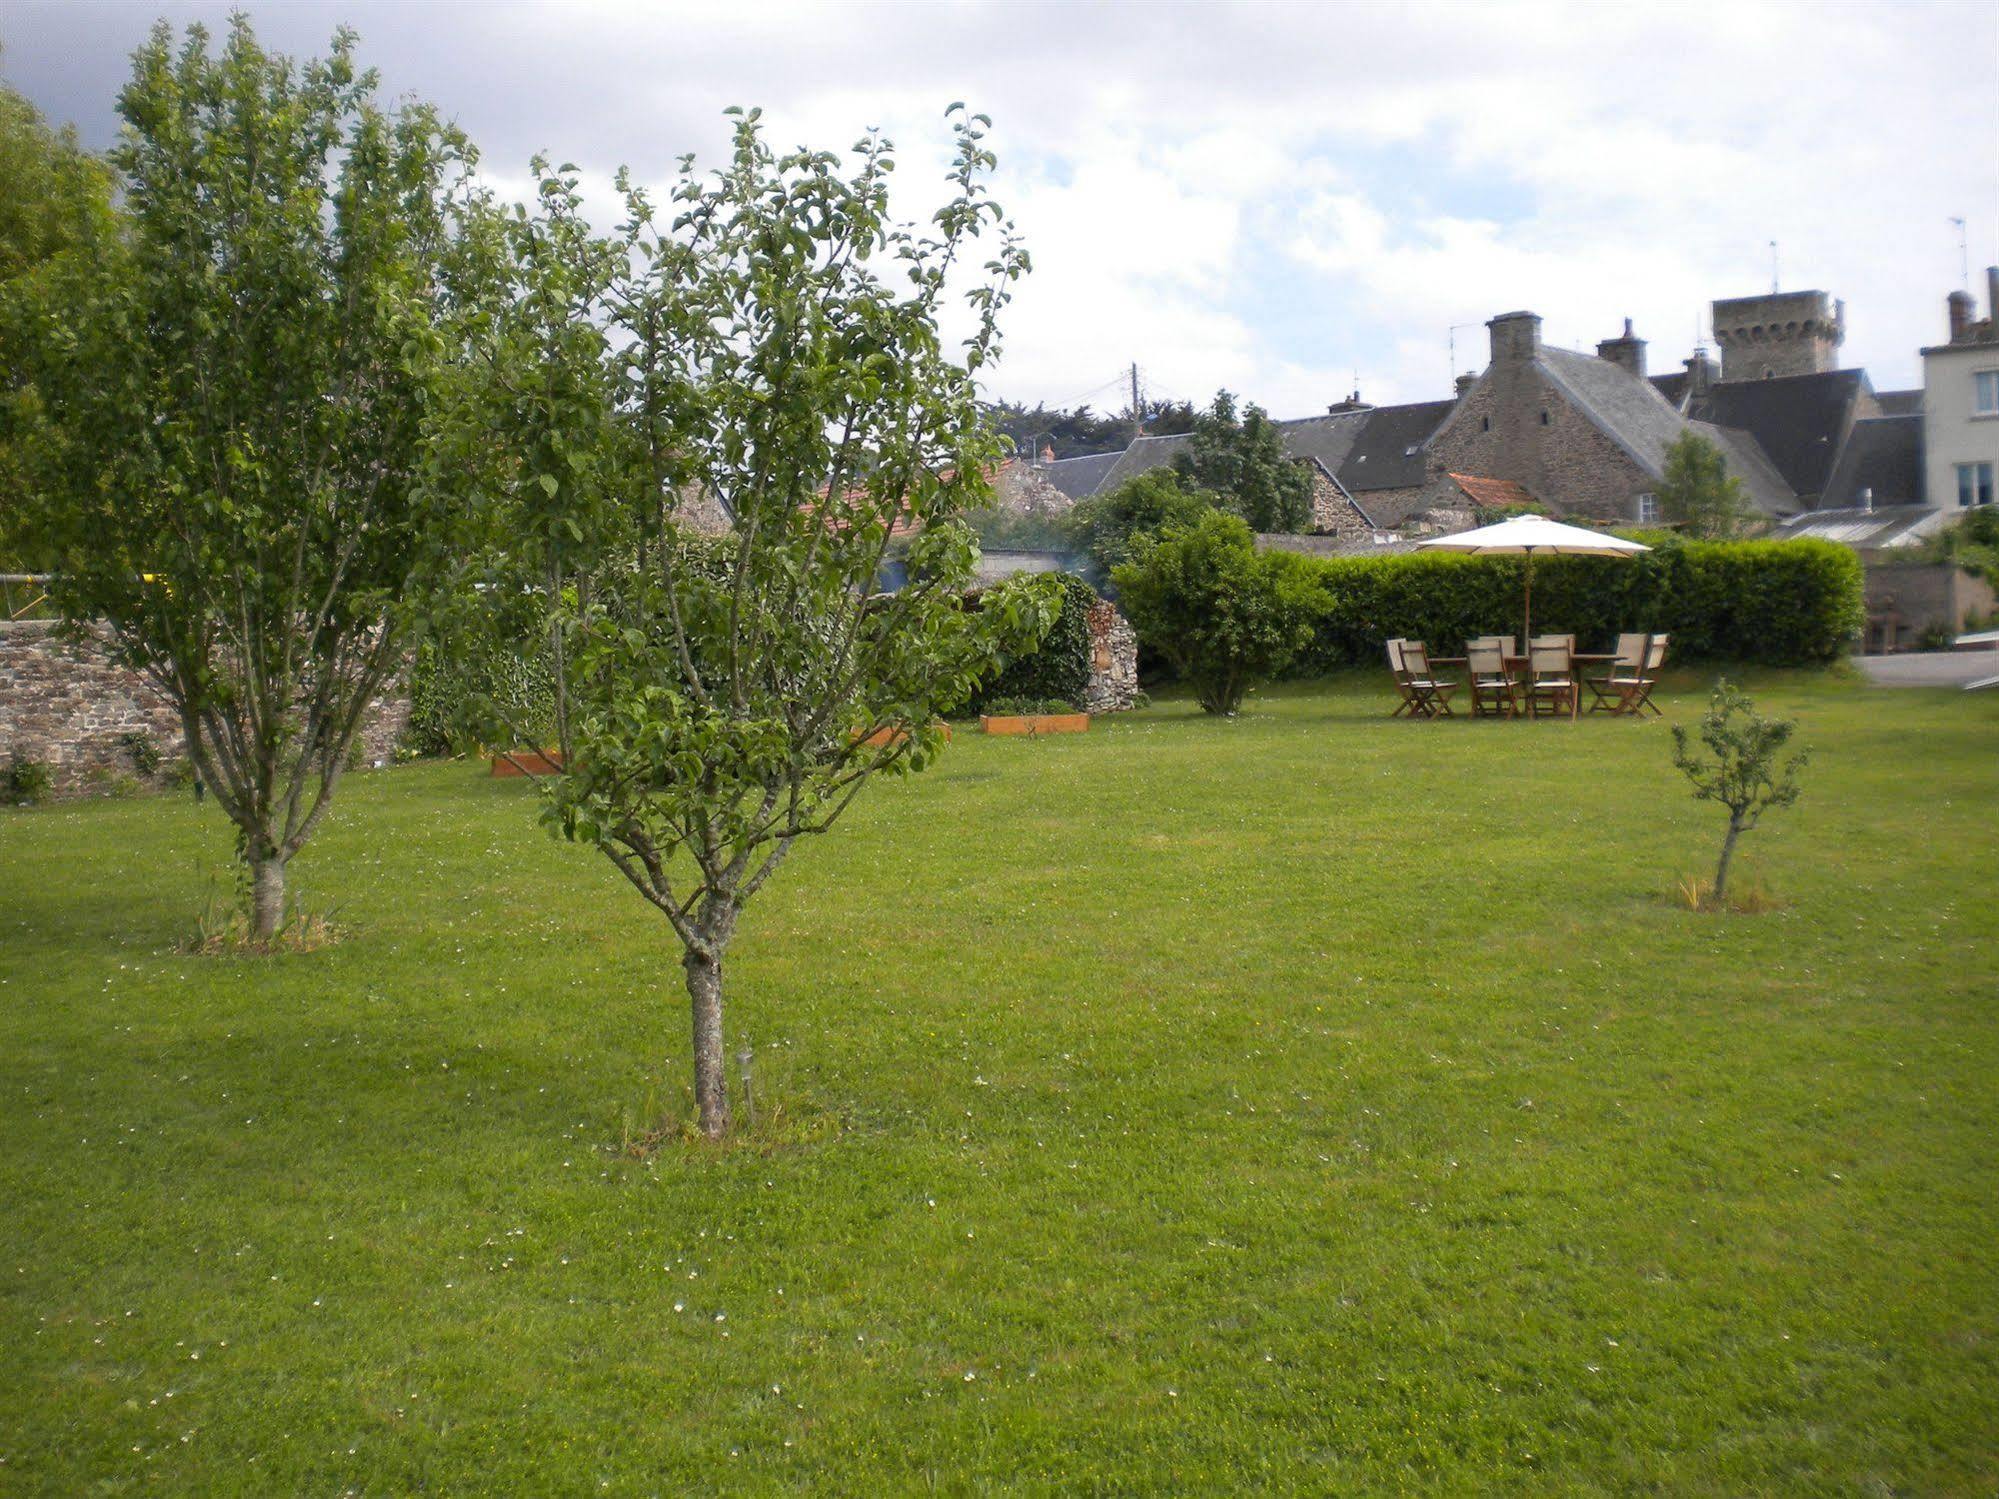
[1036,451,1122,500]
[1689,369,1869,500]
[1045,403,1455,510]
[1092,432,1193,493]
[1649,371,1690,408]
[1334,401,1457,493]
[1272,410,1373,477]
[1819,413,1924,507]
[1537,347,1798,515]
[1772,503,1946,551]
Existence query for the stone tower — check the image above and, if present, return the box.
[1710,289,1844,381]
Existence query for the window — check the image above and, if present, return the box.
[1480,416,1490,432]
[1958,462,1996,508]
[1539,410,1550,425]
[1976,369,1999,415]
[1636,492,1659,524]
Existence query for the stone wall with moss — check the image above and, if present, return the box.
[0,620,410,798]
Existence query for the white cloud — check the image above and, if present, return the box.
[5,0,1993,413]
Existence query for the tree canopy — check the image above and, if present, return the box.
[0,63,117,568]
[1112,510,1317,715]
[1174,390,1313,533]
[988,397,1195,460]
[4,17,483,936]
[434,107,1052,1137]
[1063,468,1216,580]
[1656,430,1753,539]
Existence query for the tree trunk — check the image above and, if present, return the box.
[1712,815,1743,909]
[683,944,732,1138]
[250,854,287,941]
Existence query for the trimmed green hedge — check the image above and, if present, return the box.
[1300,537,1862,669]
[404,637,557,758]
[971,572,1098,712]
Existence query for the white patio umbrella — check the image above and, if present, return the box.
[1418,514,1649,647]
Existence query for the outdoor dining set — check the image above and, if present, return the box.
[1387,632,1670,720]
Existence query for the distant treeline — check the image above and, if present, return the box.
[987,398,1197,459]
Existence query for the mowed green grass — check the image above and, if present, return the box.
[2,670,1996,1495]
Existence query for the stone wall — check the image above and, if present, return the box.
[1428,372,1655,523]
[1862,561,1996,652]
[1082,597,1139,713]
[0,620,411,797]
[0,622,185,794]
[1306,464,1377,540]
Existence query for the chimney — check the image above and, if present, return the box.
[1948,288,1974,342]
[1327,389,1374,414]
[1488,310,1541,365]
[1596,317,1647,378]
[1454,372,1475,398]
[1683,349,1718,401]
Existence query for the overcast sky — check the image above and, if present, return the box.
[5,1,1995,417]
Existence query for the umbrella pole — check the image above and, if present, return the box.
[1523,548,1534,648]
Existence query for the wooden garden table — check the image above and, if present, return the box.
[1503,652,1618,721]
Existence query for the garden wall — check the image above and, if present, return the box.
[0,620,411,796]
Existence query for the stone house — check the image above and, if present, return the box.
[1037,288,1925,538]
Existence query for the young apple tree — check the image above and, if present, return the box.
[1671,679,1809,907]
[439,108,1051,1137]
[3,18,482,937]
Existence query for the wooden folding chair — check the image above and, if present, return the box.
[1529,633,1576,654]
[1386,639,1425,717]
[1587,633,1667,716]
[1471,634,1520,661]
[1398,640,1459,718]
[1586,632,1650,714]
[1525,642,1576,720]
[1466,642,1519,717]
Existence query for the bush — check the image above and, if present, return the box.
[970,572,1099,714]
[1295,536,1862,670]
[118,730,164,777]
[1064,470,1216,581]
[3,756,53,805]
[404,636,557,758]
[1112,511,1318,715]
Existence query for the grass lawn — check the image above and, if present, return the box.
[3,669,1996,1494]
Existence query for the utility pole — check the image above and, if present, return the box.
[1129,362,1143,436]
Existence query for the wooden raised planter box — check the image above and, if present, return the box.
[490,749,566,778]
[851,722,952,749]
[980,712,1090,736]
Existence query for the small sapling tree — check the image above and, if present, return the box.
[440,108,1051,1138]
[1671,679,1808,908]
[5,19,482,937]
[1657,430,1753,539]
[1112,510,1317,715]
